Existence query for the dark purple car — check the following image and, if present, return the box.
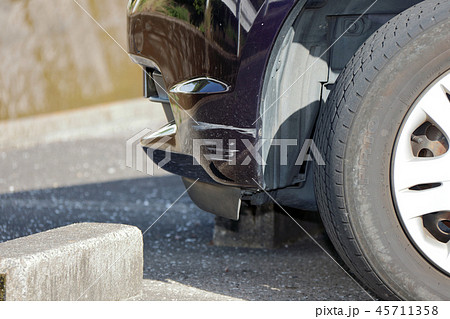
[127,0,450,300]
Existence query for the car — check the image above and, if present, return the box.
[127,0,450,300]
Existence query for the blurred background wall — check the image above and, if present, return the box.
[0,0,141,120]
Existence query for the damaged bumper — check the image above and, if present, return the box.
[127,0,297,189]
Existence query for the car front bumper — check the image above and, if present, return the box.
[127,0,298,189]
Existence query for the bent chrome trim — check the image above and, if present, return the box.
[140,122,177,147]
[170,77,230,95]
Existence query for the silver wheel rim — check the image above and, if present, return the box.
[392,71,450,275]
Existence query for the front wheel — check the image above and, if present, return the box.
[314,0,450,300]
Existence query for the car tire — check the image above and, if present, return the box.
[314,0,450,300]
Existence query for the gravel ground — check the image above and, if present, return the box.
[0,101,372,300]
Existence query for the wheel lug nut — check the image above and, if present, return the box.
[411,136,423,144]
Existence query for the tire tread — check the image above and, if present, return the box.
[314,0,450,300]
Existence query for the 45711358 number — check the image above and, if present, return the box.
[376,306,438,316]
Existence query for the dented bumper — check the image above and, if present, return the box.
[127,0,297,188]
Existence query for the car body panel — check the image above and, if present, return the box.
[128,0,298,188]
[127,0,423,215]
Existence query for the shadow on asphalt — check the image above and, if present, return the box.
[0,175,370,300]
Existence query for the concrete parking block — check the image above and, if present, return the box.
[0,223,143,301]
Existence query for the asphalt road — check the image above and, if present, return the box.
[0,101,372,301]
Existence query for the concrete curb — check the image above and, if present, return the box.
[0,223,143,301]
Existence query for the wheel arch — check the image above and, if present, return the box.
[258,0,423,209]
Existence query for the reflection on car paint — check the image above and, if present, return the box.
[170,77,230,94]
